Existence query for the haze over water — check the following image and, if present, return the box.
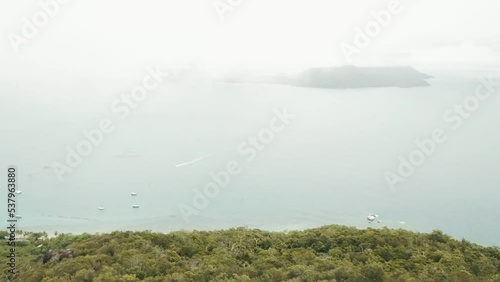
[1,68,499,246]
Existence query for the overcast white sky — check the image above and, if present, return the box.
[0,0,499,78]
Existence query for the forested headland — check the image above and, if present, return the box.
[1,225,499,281]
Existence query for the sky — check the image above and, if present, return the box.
[0,0,499,245]
[0,0,499,79]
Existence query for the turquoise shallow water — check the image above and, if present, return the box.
[1,71,499,246]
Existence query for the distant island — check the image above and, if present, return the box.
[221,66,433,89]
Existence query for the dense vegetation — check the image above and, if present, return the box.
[1,225,500,281]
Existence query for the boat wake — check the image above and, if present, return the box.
[174,153,212,167]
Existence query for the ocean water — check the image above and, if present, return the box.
[1,70,499,246]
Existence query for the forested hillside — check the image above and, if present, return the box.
[1,225,499,281]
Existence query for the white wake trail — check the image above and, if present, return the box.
[174,154,212,167]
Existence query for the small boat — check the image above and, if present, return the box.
[15,215,22,218]
[15,190,22,194]
[98,207,105,211]
[131,192,137,196]
[367,214,378,223]
[132,205,140,208]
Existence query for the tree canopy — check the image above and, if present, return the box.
[1,225,499,281]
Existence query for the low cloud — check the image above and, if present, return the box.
[406,41,500,67]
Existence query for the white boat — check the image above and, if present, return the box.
[132,205,140,208]
[15,190,22,194]
[98,207,105,210]
[15,215,22,218]
[131,192,137,196]
[367,214,378,222]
